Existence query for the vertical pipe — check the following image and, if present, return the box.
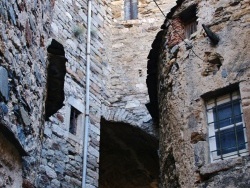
[82,0,92,187]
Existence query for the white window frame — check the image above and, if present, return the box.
[206,91,248,162]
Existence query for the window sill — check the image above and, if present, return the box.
[199,156,244,178]
[67,132,83,144]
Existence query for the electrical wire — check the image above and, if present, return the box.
[152,0,205,62]
[152,0,166,17]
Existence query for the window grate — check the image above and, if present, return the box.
[206,91,248,162]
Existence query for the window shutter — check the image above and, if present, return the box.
[131,0,138,19]
[124,0,131,20]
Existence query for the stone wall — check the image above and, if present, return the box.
[38,0,113,187]
[0,0,54,185]
[0,0,112,187]
[157,0,250,187]
[102,0,176,136]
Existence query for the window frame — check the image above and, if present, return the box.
[65,97,85,142]
[206,91,249,162]
[69,106,81,135]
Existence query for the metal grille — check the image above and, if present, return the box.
[206,91,248,162]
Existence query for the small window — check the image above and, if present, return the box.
[180,5,197,39]
[69,106,81,135]
[124,0,138,20]
[206,91,248,162]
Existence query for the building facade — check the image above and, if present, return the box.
[0,0,175,187]
[148,0,250,187]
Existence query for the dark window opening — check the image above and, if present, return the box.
[69,106,81,135]
[179,5,197,39]
[45,39,67,120]
[138,69,142,77]
[124,0,138,20]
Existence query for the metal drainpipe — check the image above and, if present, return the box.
[82,0,92,187]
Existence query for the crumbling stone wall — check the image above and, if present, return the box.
[157,0,250,187]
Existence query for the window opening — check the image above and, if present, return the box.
[179,5,197,39]
[138,69,143,77]
[69,106,81,135]
[124,0,138,20]
[206,90,248,162]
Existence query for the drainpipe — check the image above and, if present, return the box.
[82,0,92,187]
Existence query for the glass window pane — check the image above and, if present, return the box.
[233,101,242,123]
[213,102,232,129]
[213,100,242,129]
[215,124,246,155]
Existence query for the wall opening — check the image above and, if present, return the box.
[69,106,81,135]
[99,118,159,188]
[179,5,197,39]
[45,39,67,120]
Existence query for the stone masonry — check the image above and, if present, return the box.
[154,0,250,187]
[102,0,176,136]
[0,0,113,187]
[0,0,176,188]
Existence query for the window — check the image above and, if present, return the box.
[206,91,248,162]
[124,0,138,20]
[65,97,84,141]
[179,5,197,39]
[69,106,81,135]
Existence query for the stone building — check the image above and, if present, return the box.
[146,0,250,187]
[0,0,175,187]
[1,0,249,187]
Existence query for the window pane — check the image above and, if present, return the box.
[215,124,246,155]
[124,0,131,20]
[233,101,242,123]
[131,1,138,19]
[213,100,242,129]
[213,102,232,129]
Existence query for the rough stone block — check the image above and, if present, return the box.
[45,166,57,179]
[194,141,208,167]
[0,66,9,101]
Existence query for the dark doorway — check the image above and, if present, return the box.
[99,118,159,188]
